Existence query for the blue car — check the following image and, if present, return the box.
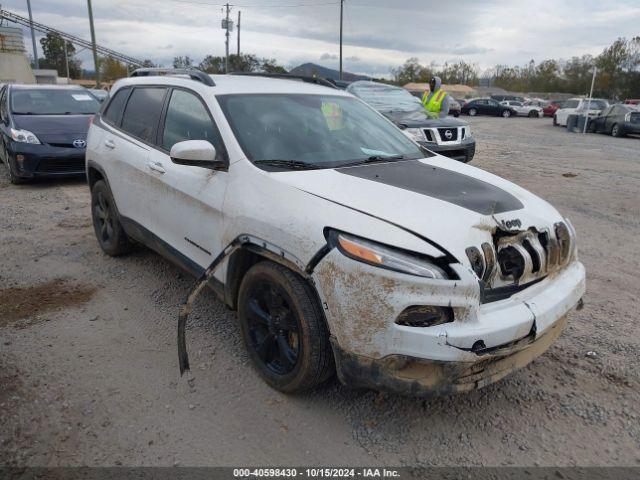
[0,84,101,184]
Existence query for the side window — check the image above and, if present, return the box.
[161,89,222,154]
[103,88,129,126]
[121,87,167,143]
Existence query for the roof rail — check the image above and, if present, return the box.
[130,68,215,86]
[230,72,338,89]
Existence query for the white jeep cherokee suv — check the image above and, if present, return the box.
[86,69,585,397]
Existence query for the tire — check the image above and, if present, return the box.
[6,159,26,185]
[528,110,538,118]
[468,108,477,116]
[553,115,558,126]
[502,109,512,118]
[611,123,624,137]
[453,112,459,118]
[238,261,334,393]
[90,179,132,256]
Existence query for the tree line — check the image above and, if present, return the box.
[36,31,639,100]
[390,37,640,100]
[35,33,288,83]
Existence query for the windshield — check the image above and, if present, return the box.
[579,99,608,110]
[11,89,101,115]
[217,94,425,169]
[346,82,423,113]
[563,100,580,108]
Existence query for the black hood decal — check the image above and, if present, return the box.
[337,160,523,215]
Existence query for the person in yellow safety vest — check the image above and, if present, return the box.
[421,76,451,118]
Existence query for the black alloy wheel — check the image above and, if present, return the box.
[244,281,300,376]
[238,261,334,393]
[91,180,131,256]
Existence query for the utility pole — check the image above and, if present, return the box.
[63,40,70,80]
[224,3,230,73]
[583,66,597,134]
[87,0,100,87]
[237,10,241,57]
[26,0,38,69]
[339,0,344,80]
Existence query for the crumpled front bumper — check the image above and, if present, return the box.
[331,315,567,397]
[314,246,585,396]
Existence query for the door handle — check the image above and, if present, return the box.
[147,161,166,174]
[104,139,115,149]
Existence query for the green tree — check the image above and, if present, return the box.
[261,58,287,74]
[100,57,127,82]
[390,57,432,85]
[38,32,81,78]
[173,56,193,69]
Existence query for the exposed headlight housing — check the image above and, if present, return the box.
[328,231,448,279]
[403,128,427,143]
[11,128,41,144]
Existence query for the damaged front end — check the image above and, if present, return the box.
[312,216,585,397]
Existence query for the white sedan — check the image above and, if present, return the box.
[500,100,543,117]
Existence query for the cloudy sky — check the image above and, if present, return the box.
[3,0,639,77]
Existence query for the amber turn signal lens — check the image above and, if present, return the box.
[338,235,383,265]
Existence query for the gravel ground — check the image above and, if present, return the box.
[1,116,639,467]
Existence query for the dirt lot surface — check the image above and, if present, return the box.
[1,117,639,467]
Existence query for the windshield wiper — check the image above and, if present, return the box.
[253,159,324,170]
[339,154,406,168]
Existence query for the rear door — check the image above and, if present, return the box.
[145,87,229,269]
[104,86,168,235]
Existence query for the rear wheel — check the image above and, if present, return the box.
[238,261,334,393]
[611,123,624,137]
[502,109,512,118]
[468,108,477,116]
[528,110,538,118]
[91,180,132,256]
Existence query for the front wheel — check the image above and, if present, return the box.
[553,115,558,126]
[6,159,26,185]
[468,108,477,116]
[238,261,334,393]
[502,109,512,118]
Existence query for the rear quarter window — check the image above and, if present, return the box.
[103,88,129,126]
[121,87,167,144]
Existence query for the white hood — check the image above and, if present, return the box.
[270,155,564,264]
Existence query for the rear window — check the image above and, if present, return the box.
[121,88,167,143]
[11,88,100,115]
[103,88,129,126]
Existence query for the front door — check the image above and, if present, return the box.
[146,87,229,270]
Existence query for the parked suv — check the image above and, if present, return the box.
[0,84,101,184]
[346,81,475,163]
[86,69,585,397]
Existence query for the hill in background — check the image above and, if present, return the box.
[289,62,370,81]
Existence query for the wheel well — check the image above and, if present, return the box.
[225,248,264,309]
[224,246,324,315]
[87,166,105,189]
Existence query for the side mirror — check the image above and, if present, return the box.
[169,140,227,170]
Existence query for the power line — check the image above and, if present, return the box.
[173,0,339,8]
